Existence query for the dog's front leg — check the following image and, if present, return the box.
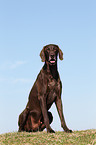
[55,97,72,133]
[39,97,55,133]
[37,72,55,133]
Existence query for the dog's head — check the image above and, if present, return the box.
[40,44,63,65]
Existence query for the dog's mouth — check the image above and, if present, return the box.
[49,59,56,65]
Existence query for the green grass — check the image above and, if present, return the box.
[0,130,96,145]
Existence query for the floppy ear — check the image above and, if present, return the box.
[58,47,63,60]
[40,47,45,62]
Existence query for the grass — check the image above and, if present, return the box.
[0,130,96,145]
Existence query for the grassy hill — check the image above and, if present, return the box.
[0,130,96,145]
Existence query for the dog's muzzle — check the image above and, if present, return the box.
[49,55,56,65]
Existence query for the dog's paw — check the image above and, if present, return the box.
[47,128,55,133]
[65,129,72,133]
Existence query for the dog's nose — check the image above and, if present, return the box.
[51,55,54,59]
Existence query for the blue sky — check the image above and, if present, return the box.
[0,0,96,134]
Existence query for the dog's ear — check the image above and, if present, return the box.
[58,47,63,60]
[40,47,45,62]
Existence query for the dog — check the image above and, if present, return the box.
[18,44,72,133]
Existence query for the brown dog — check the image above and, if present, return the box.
[18,44,72,133]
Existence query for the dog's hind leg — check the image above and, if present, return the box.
[18,107,29,132]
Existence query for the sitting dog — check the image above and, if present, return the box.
[18,44,72,133]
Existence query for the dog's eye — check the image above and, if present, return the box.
[46,48,50,51]
[53,48,56,51]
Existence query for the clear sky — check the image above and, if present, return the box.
[0,0,96,134]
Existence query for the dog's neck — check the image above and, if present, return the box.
[43,61,59,81]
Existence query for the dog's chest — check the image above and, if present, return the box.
[46,76,61,105]
[48,76,60,94]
